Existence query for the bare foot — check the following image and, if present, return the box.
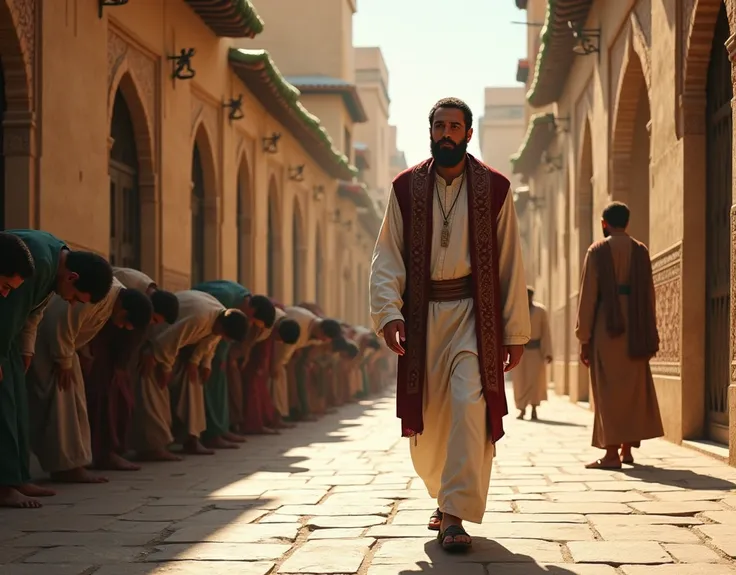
[95,453,141,471]
[0,486,42,508]
[272,420,296,429]
[202,436,239,449]
[50,467,109,484]
[222,431,247,443]
[136,449,183,462]
[182,438,215,455]
[15,483,55,497]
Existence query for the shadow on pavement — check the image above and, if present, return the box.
[525,418,586,428]
[387,540,583,573]
[616,465,736,490]
[0,395,389,572]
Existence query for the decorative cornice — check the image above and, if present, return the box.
[526,0,594,107]
[338,180,373,209]
[510,113,557,175]
[184,0,264,38]
[229,49,358,181]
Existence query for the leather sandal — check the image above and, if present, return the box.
[437,524,472,552]
[428,508,442,531]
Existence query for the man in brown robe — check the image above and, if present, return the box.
[370,98,530,551]
[577,201,663,469]
[512,287,553,420]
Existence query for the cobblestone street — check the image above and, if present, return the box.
[3,389,736,574]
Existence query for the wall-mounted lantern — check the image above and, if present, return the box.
[168,49,196,80]
[313,185,325,202]
[568,21,601,56]
[331,209,341,223]
[262,132,281,154]
[222,95,245,123]
[553,116,571,133]
[343,220,352,232]
[288,165,305,182]
[99,0,128,19]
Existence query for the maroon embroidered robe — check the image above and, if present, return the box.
[392,153,509,443]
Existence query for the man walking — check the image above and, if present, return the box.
[370,97,530,551]
[512,287,553,420]
[576,201,663,468]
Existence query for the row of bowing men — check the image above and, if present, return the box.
[0,230,392,509]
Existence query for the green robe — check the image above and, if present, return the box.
[0,230,66,485]
[192,280,250,439]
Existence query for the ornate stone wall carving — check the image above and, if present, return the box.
[651,243,682,376]
[107,30,157,161]
[10,0,35,93]
[633,0,652,46]
[191,93,219,150]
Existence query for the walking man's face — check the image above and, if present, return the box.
[430,108,472,167]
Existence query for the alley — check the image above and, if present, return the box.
[3,391,736,574]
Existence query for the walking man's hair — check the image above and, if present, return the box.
[429,97,473,131]
[0,232,35,279]
[602,202,630,229]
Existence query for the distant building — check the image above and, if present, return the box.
[477,87,526,189]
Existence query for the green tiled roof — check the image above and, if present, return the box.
[185,0,264,38]
[229,49,358,181]
[338,180,373,210]
[510,113,557,176]
[526,0,594,107]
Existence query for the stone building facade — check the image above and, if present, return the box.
[0,0,381,327]
[513,0,736,461]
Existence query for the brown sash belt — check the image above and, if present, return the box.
[429,275,473,302]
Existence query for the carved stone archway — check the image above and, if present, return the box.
[610,47,651,246]
[291,197,307,304]
[1,0,35,229]
[191,122,219,284]
[236,150,253,286]
[314,221,324,308]
[267,176,282,299]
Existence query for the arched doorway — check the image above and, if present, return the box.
[236,157,252,286]
[109,89,141,268]
[704,3,732,443]
[267,178,281,298]
[315,224,323,307]
[292,199,305,304]
[0,58,6,230]
[611,50,651,246]
[191,142,206,285]
[190,125,217,286]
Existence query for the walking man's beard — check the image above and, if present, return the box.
[431,137,468,167]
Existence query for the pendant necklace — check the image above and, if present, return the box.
[436,172,465,248]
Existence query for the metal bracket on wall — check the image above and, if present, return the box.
[99,0,128,19]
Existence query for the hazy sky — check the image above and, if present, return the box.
[353,0,527,165]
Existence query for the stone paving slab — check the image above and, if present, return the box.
[1,389,736,573]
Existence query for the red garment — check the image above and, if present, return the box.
[241,334,276,431]
[392,154,509,443]
[84,321,145,461]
